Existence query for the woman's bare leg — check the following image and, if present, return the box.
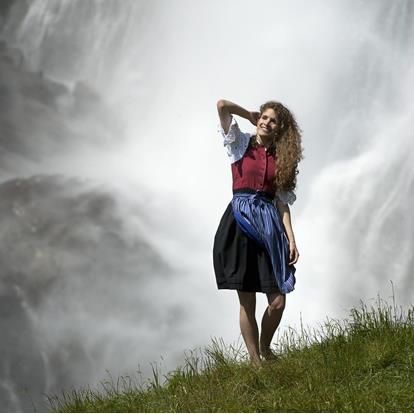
[259,292,286,358]
[237,291,262,367]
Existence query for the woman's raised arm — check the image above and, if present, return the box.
[216,99,259,134]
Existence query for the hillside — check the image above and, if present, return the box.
[48,296,414,412]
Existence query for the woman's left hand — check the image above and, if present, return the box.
[288,240,299,265]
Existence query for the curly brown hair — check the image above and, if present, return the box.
[250,101,304,192]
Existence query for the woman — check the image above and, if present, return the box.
[213,99,303,367]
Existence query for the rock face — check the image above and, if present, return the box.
[0,40,122,175]
[0,175,173,412]
[0,0,15,19]
[1,4,182,411]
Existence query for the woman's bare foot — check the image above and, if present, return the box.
[259,346,279,361]
[251,355,263,368]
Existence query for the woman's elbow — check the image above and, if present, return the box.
[216,99,227,110]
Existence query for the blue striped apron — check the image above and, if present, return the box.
[231,190,296,294]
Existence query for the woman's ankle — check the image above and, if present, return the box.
[259,339,270,353]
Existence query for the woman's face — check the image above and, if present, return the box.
[256,108,278,138]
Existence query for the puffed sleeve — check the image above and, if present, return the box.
[274,190,297,206]
[217,115,250,163]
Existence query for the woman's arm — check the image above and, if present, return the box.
[276,200,300,265]
[216,99,259,134]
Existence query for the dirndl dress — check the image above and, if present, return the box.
[213,115,297,294]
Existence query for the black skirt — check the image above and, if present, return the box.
[213,202,280,294]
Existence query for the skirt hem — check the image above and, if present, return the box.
[217,284,280,294]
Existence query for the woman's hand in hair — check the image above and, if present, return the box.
[248,111,260,126]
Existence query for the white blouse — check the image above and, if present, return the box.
[218,116,297,206]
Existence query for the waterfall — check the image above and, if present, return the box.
[294,0,414,322]
[1,0,413,411]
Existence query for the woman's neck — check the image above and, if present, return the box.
[255,134,272,149]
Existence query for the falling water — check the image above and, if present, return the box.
[0,0,413,411]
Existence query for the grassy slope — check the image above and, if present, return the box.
[49,297,414,412]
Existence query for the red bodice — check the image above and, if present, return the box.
[231,143,277,196]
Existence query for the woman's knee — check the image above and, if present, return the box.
[267,293,286,313]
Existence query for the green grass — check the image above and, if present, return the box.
[47,294,414,412]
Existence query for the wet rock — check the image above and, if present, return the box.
[0,174,172,412]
